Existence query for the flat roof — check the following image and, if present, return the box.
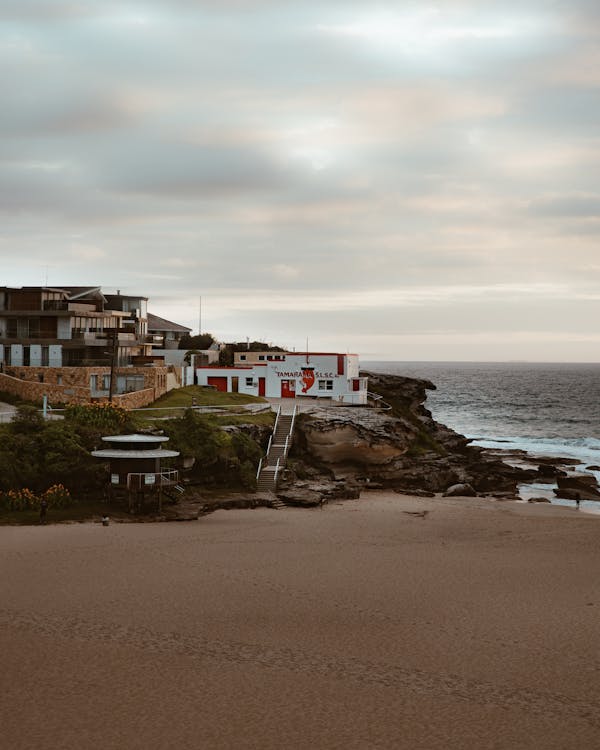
[92,449,180,459]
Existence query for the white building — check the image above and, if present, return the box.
[196,352,368,404]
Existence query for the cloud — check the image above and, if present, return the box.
[527,193,600,218]
[1,0,599,359]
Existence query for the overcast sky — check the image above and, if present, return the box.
[2,1,599,361]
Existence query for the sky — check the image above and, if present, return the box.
[2,1,599,361]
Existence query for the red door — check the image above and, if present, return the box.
[281,380,296,398]
[258,377,266,397]
[207,376,228,392]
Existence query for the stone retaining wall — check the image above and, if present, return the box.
[0,365,168,408]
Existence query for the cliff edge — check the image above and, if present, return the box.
[278,371,536,504]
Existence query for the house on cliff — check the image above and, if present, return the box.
[147,312,192,351]
[0,286,172,406]
[196,351,368,404]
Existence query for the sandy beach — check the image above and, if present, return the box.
[2,491,600,749]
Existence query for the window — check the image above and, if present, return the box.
[239,354,246,361]
[258,355,265,361]
[102,374,111,390]
[90,375,98,391]
[7,318,41,338]
[125,375,144,392]
[245,377,253,386]
[318,380,333,391]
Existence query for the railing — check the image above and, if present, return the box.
[273,458,281,488]
[126,469,179,489]
[272,405,281,438]
[256,457,263,481]
[367,391,392,410]
[4,331,57,340]
[132,403,272,417]
[259,404,280,465]
[288,405,297,450]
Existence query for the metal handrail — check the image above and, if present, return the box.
[366,391,392,410]
[126,469,179,488]
[273,458,281,488]
[256,457,263,481]
[272,405,281,436]
[285,405,297,456]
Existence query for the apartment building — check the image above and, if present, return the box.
[0,286,167,406]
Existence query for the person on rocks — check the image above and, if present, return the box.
[575,493,581,510]
[39,499,48,525]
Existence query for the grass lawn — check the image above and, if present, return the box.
[133,385,272,422]
[150,385,267,408]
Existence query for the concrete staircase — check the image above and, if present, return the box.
[256,407,297,500]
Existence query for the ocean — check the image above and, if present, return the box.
[364,362,600,508]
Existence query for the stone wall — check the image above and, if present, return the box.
[115,388,158,409]
[0,372,90,403]
[0,365,169,408]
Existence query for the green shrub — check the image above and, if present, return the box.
[0,484,74,512]
[65,402,129,430]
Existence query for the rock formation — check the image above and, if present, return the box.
[278,371,543,501]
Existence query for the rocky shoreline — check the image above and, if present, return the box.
[273,370,600,508]
[108,370,599,519]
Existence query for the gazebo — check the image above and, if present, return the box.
[92,434,180,513]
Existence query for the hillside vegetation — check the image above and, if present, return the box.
[0,387,274,522]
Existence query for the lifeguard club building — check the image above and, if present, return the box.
[196,352,368,405]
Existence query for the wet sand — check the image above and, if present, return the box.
[2,491,600,749]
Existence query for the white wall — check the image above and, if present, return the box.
[11,344,23,366]
[57,318,72,339]
[30,344,42,367]
[49,345,62,366]
[196,355,368,403]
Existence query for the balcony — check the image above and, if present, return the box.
[71,330,137,344]
[125,469,180,490]
[43,300,69,311]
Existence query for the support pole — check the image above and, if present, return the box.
[108,330,117,403]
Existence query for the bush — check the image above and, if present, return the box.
[0,484,74,512]
[65,402,129,430]
[0,488,38,512]
[42,484,74,509]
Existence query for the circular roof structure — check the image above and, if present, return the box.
[92,433,179,459]
[101,434,171,443]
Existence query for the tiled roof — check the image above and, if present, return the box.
[147,312,192,333]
